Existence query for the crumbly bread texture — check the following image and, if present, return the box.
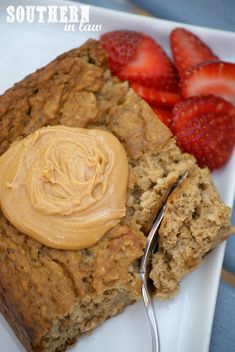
[0,40,232,352]
[150,167,232,299]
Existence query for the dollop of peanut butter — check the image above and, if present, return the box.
[0,126,128,249]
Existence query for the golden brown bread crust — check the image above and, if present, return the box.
[0,40,107,155]
[0,212,144,351]
[0,39,171,157]
[0,39,171,351]
[0,39,232,351]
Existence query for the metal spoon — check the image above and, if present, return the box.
[140,171,189,352]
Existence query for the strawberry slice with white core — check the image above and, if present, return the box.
[101,30,179,91]
[131,82,181,108]
[181,61,235,104]
[170,27,218,78]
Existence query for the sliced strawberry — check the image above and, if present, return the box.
[101,30,179,91]
[101,30,142,73]
[131,82,181,108]
[181,61,235,104]
[170,28,218,78]
[171,95,235,170]
[151,107,172,127]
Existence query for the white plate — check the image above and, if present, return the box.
[0,1,235,352]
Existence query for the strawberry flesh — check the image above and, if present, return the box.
[151,107,172,127]
[131,82,181,108]
[171,95,235,170]
[101,30,142,73]
[101,30,179,91]
[170,27,218,78]
[181,61,235,104]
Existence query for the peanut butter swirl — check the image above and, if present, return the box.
[0,126,129,249]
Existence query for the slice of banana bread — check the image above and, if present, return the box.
[0,40,232,352]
